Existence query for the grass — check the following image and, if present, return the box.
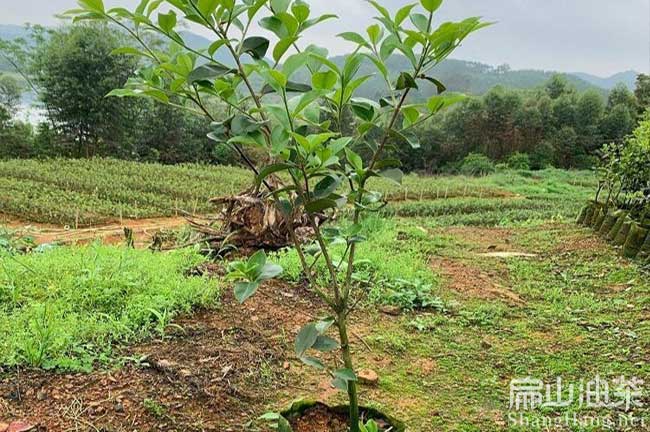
[0,244,219,371]
[0,158,595,226]
[341,222,650,431]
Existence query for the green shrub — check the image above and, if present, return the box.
[506,152,531,170]
[459,153,496,177]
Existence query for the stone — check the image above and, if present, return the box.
[379,305,402,316]
[357,369,379,386]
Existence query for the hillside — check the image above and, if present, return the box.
[1,26,637,97]
[573,70,638,90]
[180,31,617,97]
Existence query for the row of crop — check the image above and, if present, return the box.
[577,201,650,259]
[0,177,170,225]
[0,158,250,203]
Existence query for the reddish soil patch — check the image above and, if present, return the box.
[431,257,524,305]
[3,216,191,248]
[441,226,515,253]
[0,281,325,431]
[552,232,610,255]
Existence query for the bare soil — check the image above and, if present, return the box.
[2,215,191,247]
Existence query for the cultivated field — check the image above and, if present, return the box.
[3,159,648,431]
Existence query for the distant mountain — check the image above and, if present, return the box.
[178,31,613,97]
[573,70,638,91]
[1,26,638,97]
[0,24,30,41]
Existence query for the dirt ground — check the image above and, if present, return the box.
[2,215,191,248]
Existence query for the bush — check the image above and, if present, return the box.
[506,152,530,170]
[459,153,496,176]
[529,141,555,170]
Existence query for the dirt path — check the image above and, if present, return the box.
[2,216,191,247]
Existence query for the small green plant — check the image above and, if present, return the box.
[66,0,488,428]
[148,308,185,339]
[143,398,166,418]
[384,279,445,311]
[359,419,380,432]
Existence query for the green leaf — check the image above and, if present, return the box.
[260,16,288,38]
[390,129,420,149]
[333,368,357,382]
[271,0,289,13]
[248,0,268,19]
[256,163,293,185]
[395,4,416,25]
[273,36,298,63]
[188,63,235,83]
[379,168,404,185]
[427,93,467,113]
[78,0,105,13]
[367,0,391,21]
[312,335,339,352]
[241,37,270,60]
[420,76,446,94]
[345,148,363,171]
[402,106,420,126]
[258,263,283,280]
[337,32,370,49]
[300,356,326,369]
[313,175,342,199]
[305,198,338,213]
[282,52,309,78]
[208,40,227,56]
[421,0,443,13]
[276,11,299,36]
[315,317,335,333]
[234,281,259,303]
[409,13,429,33]
[295,323,319,356]
[366,24,383,45]
[350,99,376,122]
[158,11,177,33]
[292,0,310,22]
[331,377,348,391]
[396,72,418,90]
[111,47,150,58]
[249,249,267,268]
[197,0,220,17]
[311,71,338,90]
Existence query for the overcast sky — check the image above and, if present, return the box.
[3,0,649,76]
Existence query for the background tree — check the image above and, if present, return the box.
[634,73,650,114]
[0,74,22,115]
[30,24,140,158]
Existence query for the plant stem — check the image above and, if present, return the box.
[337,312,360,432]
